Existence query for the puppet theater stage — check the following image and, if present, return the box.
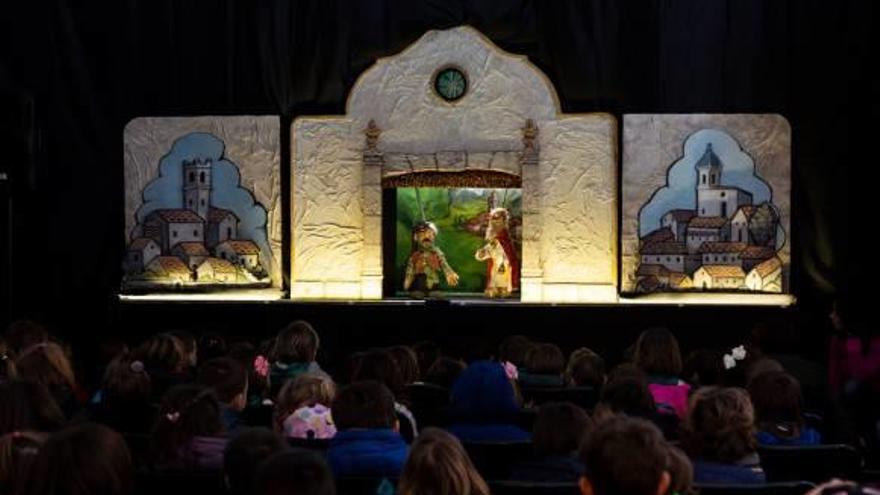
[2,2,868,361]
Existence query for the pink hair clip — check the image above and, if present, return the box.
[165,411,180,423]
[254,355,270,378]
[502,361,518,381]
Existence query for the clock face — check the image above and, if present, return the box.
[434,67,467,102]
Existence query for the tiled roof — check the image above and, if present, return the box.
[752,256,782,278]
[147,256,191,276]
[208,207,238,223]
[149,209,204,224]
[641,242,687,255]
[742,246,776,260]
[698,242,747,254]
[129,238,156,250]
[733,206,758,220]
[637,264,670,278]
[665,209,696,222]
[172,242,209,256]
[641,227,675,245]
[698,265,746,279]
[688,216,728,229]
[219,240,261,255]
[638,276,661,292]
[199,257,238,274]
[669,272,692,288]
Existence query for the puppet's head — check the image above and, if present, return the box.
[412,221,438,251]
[486,208,510,241]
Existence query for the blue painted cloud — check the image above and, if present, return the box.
[133,132,273,272]
[638,129,773,237]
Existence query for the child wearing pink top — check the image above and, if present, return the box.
[634,328,691,419]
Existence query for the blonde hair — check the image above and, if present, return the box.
[15,343,76,391]
[398,428,490,495]
[273,373,336,432]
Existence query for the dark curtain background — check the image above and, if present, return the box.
[0,0,873,345]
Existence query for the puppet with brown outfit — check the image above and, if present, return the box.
[475,207,519,297]
[403,221,460,297]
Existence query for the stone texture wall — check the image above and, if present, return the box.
[124,116,282,288]
[291,26,617,301]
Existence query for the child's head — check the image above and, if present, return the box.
[0,430,46,495]
[332,381,396,431]
[425,357,466,389]
[274,373,337,431]
[745,358,784,386]
[0,381,65,434]
[594,367,655,422]
[498,335,532,368]
[634,328,683,377]
[18,423,134,495]
[198,357,248,411]
[665,444,694,495]
[682,349,724,387]
[399,427,489,495]
[102,355,151,405]
[747,370,805,437]
[255,449,336,495]
[224,427,287,495]
[273,320,320,364]
[133,333,187,374]
[388,346,420,385]
[532,402,593,457]
[351,348,404,396]
[566,348,606,388]
[412,341,441,378]
[3,320,48,355]
[169,330,197,368]
[525,343,565,375]
[14,342,77,392]
[579,416,671,495]
[198,333,228,364]
[153,384,224,462]
[450,360,520,421]
[683,387,756,463]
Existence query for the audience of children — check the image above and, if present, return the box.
[1,314,876,495]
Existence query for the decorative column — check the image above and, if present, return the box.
[519,119,544,302]
[361,120,384,298]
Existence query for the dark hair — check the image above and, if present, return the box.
[332,381,396,430]
[0,338,17,383]
[532,402,593,457]
[197,357,247,404]
[0,430,46,494]
[634,327,683,376]
[594,367,656,421]
[19,423,134,495]
[15,342,77,394]
[3,320,48,354]
[666,444,695,495]
[273,321,320,363]
[525,343,565,375]
[0,381,66,434]
[399,428,489,495]
[103,354,152,404]
[747,371,805,438]
[425,357,466,389]
[351,348,404,396]
[198,333,228,363]
[169,330,197,366]
[566,347,606,388]
[498,335,532,368]
[580,416,669,495]
[224,427,287,495]
[152,384,224,464]
[682,349,725,387]
[412,341,441,378]
[388,346,420,385]
[745,358,783,386]
[683,387,756,463]
[132,333,186,374]
[256,449,336,495]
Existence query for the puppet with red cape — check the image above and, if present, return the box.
[475,207,519,297]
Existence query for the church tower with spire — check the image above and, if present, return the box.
[183,158,212,220]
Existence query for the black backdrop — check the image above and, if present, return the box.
[0,1,873,360]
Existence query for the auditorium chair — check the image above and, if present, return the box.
[520,386,599,412]
[757,444,862,482]
[335,476,397,495]
[403,382,451,427]
[696,481,815,495]
[462,441,534,480]
[489,480,580,495]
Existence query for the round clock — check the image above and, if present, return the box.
[434,66,468,102]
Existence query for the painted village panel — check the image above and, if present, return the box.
[622,115,791,294]
[123,117,281,291]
